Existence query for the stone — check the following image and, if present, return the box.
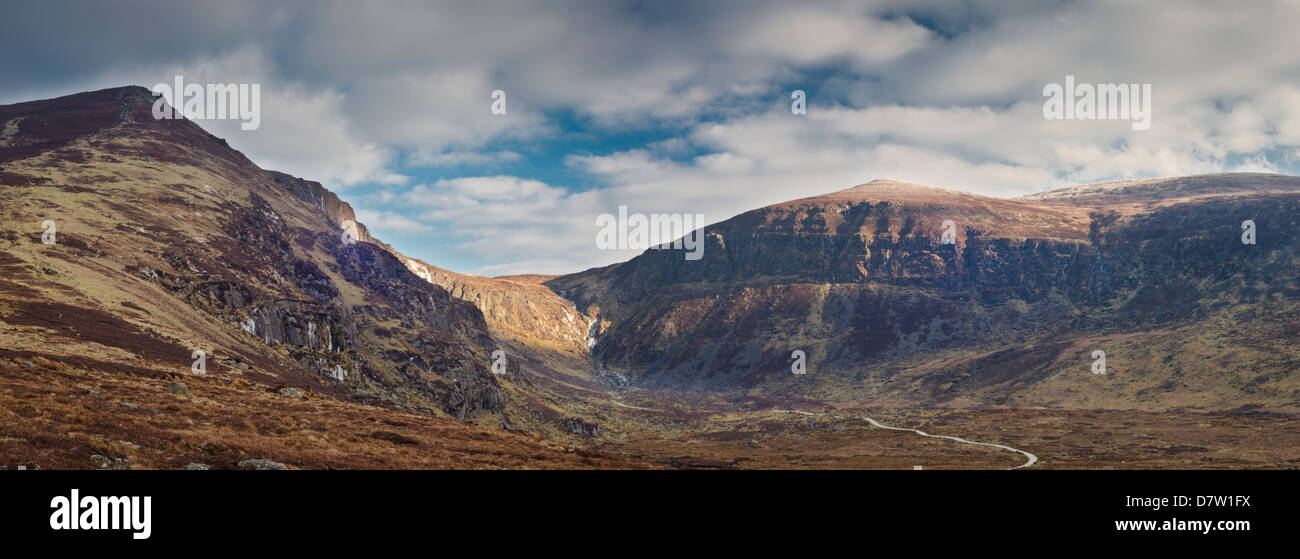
[277,387,304,399]
[167,382,188,395]
[89,455,129,470]
[237,458,287,470]
[562,417,603,437]
[184,463,211,470]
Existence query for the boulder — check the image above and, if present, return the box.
[237,459,287,470]
[562,417,603,437]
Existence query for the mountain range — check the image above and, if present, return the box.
[553,174,1300,412]
[1,86,1296,469]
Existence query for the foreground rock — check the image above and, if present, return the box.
[237,459,288,470]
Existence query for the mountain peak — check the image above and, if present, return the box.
[0,84,189,165]
[863,178,941,188]
[790,178,988,207]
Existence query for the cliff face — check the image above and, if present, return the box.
[0,86,503,420]
[550,176,1300,411]
[402,264,594,361]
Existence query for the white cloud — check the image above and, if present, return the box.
[1232,154,1279,174]
[347,69,551,151]
[7,1,1300,274]
[724,6,932,66]
[354,209,434,234]
[90,47,403,188]
[409,150,522,168]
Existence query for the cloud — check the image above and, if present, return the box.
[227,80,404,187]
[354,209,434,234]
[3,0,1298,274]
[723,5,932,66]
[24,46,406,188]
[408,150,522,168]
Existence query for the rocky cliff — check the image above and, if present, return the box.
[0,86,504,421]
[549,176,1300,412]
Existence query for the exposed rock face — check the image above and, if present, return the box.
[402,263,593,361]
[0,86,503,420]
[550,176,1300,411]
[562,417,603,437]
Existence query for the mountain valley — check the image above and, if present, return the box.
[2,87,1298,470]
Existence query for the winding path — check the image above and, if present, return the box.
[859,417,1038,469]
[609,398,658,412]
[601,396,1038,469]
[775,410,1038,469]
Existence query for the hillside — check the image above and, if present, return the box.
[0,85,656,469]
[549,175,1300,412]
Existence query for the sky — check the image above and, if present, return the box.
[3,0,1299,275]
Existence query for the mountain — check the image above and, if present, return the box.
[3,85,1297,471]
[0,86,516,425]
[549,175,1300,412]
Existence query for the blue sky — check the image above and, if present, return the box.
[4,0,1299,275]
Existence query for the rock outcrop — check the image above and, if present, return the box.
[549,176,1300,412]
[0,86,503,420]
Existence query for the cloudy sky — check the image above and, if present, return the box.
[4,0,1299,275]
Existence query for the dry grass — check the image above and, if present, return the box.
[0,359,653,470]
[591,393,1300,470]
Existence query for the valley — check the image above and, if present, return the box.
[8,352,1298,470]
[1,86,1297,470]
